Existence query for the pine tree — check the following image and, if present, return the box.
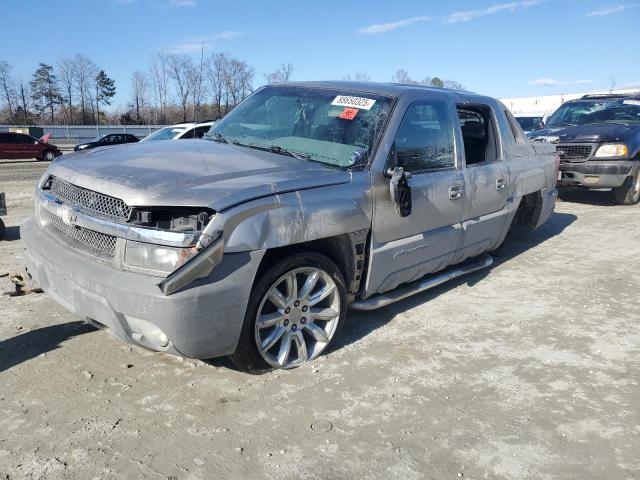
[95,70,116,125]
[30,63,60,123]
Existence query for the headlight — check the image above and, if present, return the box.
[124,241,200,274]
[594,143,628,158]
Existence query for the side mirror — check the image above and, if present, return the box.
[389,167,412,217]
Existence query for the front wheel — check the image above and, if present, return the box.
[229,252,347,373]
[612,171,640,205]
[41,150,56,162]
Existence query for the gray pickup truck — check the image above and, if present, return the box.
[22,82,558,372]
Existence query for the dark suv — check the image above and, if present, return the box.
[0,132,62,161]
[529,93,640,205]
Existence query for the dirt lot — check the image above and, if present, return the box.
[1,159,639,480]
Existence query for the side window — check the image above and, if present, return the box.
[4,133,18,144]
[392,100,455,173]
[180,128,195,139]
[194,126,209,138]
[100,136,110,143]
[0,133,9,144]
[504,109,529,145]
[456,105,499,166]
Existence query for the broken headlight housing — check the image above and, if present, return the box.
[124,207,220,275]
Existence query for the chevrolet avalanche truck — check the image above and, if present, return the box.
[22,82,558,372]
[529,93,640,205]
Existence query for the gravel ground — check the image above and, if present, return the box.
[1,159,639,480]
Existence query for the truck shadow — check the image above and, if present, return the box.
[558,188,618,206]
[331,211,577,353]
[0,321,96,373]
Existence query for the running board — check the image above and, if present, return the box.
[349,254,494,311]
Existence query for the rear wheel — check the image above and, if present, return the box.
[0,219,5,240]
[612,170,640,205]
[229,252,347,373]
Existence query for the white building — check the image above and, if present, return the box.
[499,89,640,117]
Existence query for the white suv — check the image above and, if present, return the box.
[140,120,215,143]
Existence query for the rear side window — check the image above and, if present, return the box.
[504,109,529,145]
[392,100,455,173]
[0,133,18,143]
[457,105,499,165]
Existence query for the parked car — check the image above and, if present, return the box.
[22,82,558,372]
[515,113,544,133]
[74,133,139,152]
[529,93,640,204]
[0,132,62,161]
[140,120,215,142]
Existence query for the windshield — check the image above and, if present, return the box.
[207,86,393,168]
[547,98,640,127]
[141,127,186,142]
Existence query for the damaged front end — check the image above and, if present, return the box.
[36,175,225,295]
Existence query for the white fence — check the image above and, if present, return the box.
[0,125,169,144]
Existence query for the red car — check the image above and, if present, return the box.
[0,132,62,161]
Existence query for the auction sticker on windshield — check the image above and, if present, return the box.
[331,95,376,110]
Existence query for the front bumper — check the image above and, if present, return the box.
[558,160,637,188]
[22,218,264,359]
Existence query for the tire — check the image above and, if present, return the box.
[612,170,640,205]
[41,150,56,162]
[229,252,347,373]
[0,219,5,240]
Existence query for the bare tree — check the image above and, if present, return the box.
[443,79,465,90]
[205,52,228,119]
[342,72,371,82]
[57,57,76,124]
[264,63,294,84]
[189,44,206,121]
[130,71,149,123]
[150,53,170,123]
[391,69,417,84]
[72,54,98,123]
[225,58,254,108]
[166,53,194,122]
[17,79,31,124]
[0,61,16,122]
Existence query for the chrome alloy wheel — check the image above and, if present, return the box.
[254,267,340,369]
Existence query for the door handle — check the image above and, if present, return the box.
[449,185,464,200]
[496,178,506,191]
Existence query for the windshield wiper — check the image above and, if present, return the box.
[208,132,231,144]
[237,142,311,160]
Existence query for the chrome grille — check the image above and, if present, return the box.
[48,211,116,258]
[556,144,594,161]
[48,176,132,223]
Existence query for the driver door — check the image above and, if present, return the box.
[364,99,466,296]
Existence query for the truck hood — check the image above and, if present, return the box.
[528,123,634,143]
[48,140,352,211]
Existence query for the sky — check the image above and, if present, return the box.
[1,0,639,110]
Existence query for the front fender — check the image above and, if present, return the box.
[214,171,373,253]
